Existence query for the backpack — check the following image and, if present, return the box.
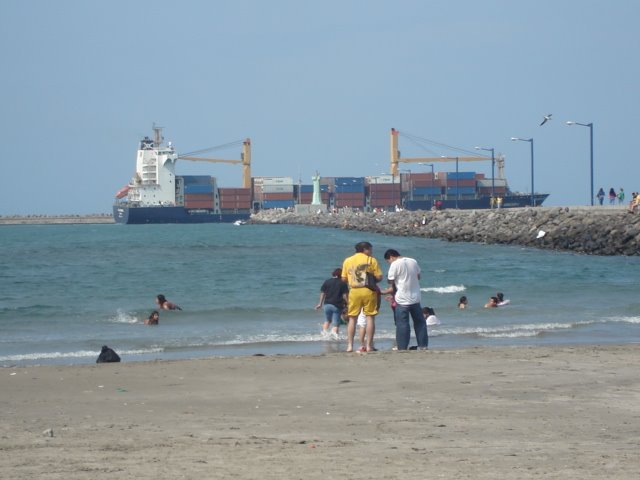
[96,345,121,363]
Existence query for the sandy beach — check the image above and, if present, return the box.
[1,345,638,479]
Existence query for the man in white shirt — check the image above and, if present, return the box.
[381,249,428,350]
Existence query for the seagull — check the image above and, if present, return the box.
[540,114,552,126]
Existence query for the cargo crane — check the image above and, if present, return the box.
[389,128,505,178]
[178,139,252,188]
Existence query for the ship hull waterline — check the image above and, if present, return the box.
[113,205,251,224]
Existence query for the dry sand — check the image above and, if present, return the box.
[1,345,638,479]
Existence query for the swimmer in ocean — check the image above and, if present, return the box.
[484,296,499,308]
[145,310,159,325]
[156,294,182,311]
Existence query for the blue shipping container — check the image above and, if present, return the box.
[334,177,365,186]
[446,186,476,195]
[447,172,476,180]
[300,184,329,193]
[412,187,441,195]
[181,175,213,185]
[184,184,214,194]
[335,185,366,193]
[262,199,295,209]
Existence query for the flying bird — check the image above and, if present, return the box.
[540,114,552,126]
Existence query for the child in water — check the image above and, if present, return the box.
[145,310,159,325]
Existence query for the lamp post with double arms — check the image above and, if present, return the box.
[475,146,495,205]
[566,121,594,206]
[511,137,535,206]
[418,162,435,206]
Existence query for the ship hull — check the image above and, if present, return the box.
[404,193,549,211]
[113,205,250,224]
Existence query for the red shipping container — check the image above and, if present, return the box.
[184,193,214,201]
[184,201,214,209]
[263,192,294,201]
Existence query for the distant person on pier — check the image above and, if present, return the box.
[628,192,640,213]
[155,294,182,311]
[596,188,605,205]
[609,188,617,205]
[617,188,625,205]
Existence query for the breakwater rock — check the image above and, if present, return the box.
[251,207,640,256]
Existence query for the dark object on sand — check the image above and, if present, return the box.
[97,345,121,363]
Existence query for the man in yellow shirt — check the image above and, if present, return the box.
[341,241,383,353]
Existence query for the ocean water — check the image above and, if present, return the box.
[1,222,638,366]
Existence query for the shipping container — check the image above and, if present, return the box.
[477,179,507,188]
[447,171,476,180]
[184,193,215,201]
[446,186,476,195]
[299,192,330,202]
[180,175,213,185]
[184,184,214,194]
[262,184,294,194]
[254,176,294,186]
[412,187,442,196]
[335,185,366,194]
[368,183,401,192]
[220,202,252,210]
[444,179,476,188]
[299,184,330,193]
[334,177,365,186]
[262,192,295,201]
[334,192,366,200]
[366,175,395,185]
[261,199,295,209]
[219,188,252,196]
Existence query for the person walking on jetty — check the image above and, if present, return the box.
[381,249,428,351]
[609,188,617,205]
[315,268,349,339]
[341,241,383,353]
[596,187,605,206]
[618,188,625,205]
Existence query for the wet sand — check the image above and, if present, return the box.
[1,345,638,479]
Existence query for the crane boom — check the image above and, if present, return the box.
[390,128,490,175]
[177,138,252,188]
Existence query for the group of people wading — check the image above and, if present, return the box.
[316,241,428,352]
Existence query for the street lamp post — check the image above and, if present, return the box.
[511,137,535,206]
[418,162,435,206]
[566,121,594,206]
[475,146,495,206]
[399,169,412,202]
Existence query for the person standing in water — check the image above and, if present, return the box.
[341,241,383,353]
[381,249,428,351]
[315,268,349,339]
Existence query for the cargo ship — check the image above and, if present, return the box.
[113,126,252,224]
[114,127,548,223]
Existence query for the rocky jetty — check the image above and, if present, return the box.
[251,207,640,256]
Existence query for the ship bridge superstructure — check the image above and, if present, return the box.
[128,126,178,206]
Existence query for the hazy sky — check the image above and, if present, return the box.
[1,0,638,214]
